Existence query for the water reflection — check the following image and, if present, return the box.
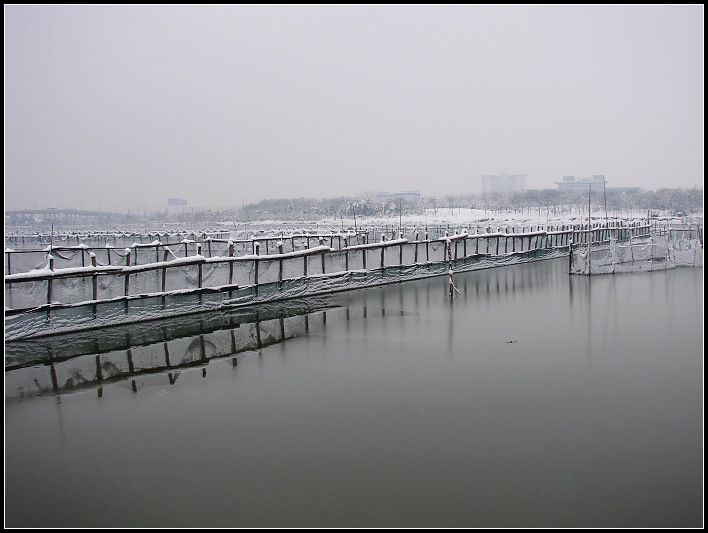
[5,297,341,400]
[4,258,703,528]
[6,262,560,401]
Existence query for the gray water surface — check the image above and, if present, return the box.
[4,258,703,527]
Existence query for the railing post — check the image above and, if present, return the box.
[162,249,170,292]
[380,237,386,269]
[124,249,131,298]
[344,237,349,271]
[399,232,404,265]
[254,242,260,293]
[46,255,54,305]
[91,252,98,300]
[228,241,235,285]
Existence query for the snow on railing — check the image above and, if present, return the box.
[5,223,593,312]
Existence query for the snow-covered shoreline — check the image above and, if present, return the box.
[231,207,703,231]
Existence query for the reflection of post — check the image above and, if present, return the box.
[95,354,103,384]
[448,290,454,354]
[49,350,59,393]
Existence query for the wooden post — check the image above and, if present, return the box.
[162,249,169,292]
[696,224,703,247]
[228,242,235,285]
[568,240,574,273]
[399,232,403,265]
[312,236,324,273]
[91,253,98,300]
[344,237,349,271]
[124,249,131,298]
[46,268,53,305]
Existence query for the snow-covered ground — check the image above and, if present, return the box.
[229,208,703,230]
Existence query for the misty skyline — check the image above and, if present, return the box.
[5,5,704,213]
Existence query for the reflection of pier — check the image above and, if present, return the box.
[5,298,339,400]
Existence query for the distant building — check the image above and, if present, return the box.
[375,191,421,203]
[555,175,607,192]
[480,174,526,195]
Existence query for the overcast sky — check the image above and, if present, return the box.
[5,5,704,213]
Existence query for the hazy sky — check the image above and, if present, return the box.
[5,5,704,212]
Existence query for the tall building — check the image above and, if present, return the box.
[375,191,421,203]
[480,174,526,195]
[555,175,606,192]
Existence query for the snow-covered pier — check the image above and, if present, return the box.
[3,221,670,340]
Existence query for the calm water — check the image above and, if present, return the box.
[4,258,703,527]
